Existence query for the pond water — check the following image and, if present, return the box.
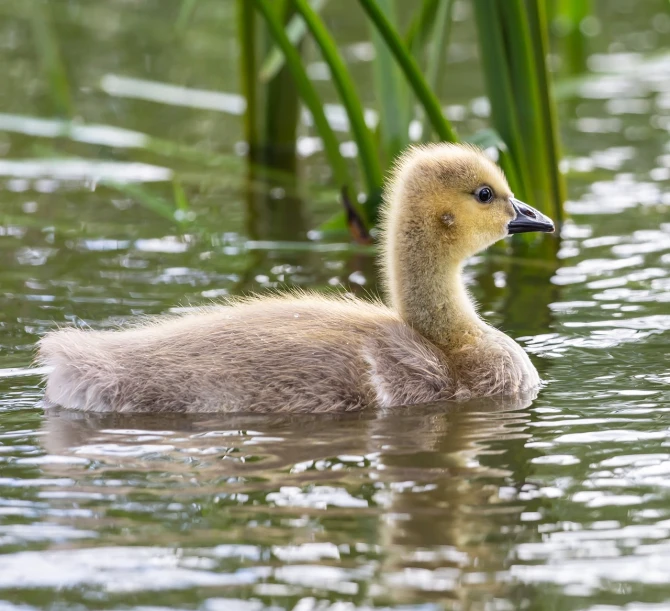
[1,1,670,609]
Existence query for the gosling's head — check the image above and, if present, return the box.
[381,143,554,263]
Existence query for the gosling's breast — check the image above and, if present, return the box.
[451,329,540,397]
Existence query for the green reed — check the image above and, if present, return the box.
[472,0,566,223]
[547,0,592,75]
[240,0,567,234]
[239,0,303,172]
[30,0,73,117]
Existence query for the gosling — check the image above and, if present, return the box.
[38,143,554,413]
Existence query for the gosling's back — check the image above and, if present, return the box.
[38,294,456,413]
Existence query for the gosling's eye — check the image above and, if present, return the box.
[475,186,494,203]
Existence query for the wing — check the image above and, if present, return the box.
[38,294,416,413]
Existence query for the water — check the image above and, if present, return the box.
[1,0,670,609]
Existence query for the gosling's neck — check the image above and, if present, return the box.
[384,244,483,350]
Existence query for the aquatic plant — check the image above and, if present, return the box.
[547,0,592,75]
[21,0,569,236]
[240,0,566,235]
[473,0,566,224]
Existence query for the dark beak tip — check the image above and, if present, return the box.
[508,198,555,236]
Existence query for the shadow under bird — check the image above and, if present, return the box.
[38,143,554,413]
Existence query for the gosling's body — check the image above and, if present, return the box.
[39,294,537,413]
[38,144,552,413]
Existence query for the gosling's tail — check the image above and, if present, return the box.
[37,329,121,412]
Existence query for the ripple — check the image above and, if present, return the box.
[531,455,581,466]
[266,486,369,509]
[0,524,97,546]
[0,160,171,183]
[0,547,263,591]
[512,551,670,590]
[555,430,670,444]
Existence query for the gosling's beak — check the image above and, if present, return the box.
[508,198,555,234]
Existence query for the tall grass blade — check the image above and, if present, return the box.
[172,179,190,213]
[259,0,329,83]
[404,0,440,52]
[176,0,200,31]
[369,0,412,162]
[358,0,458,143]
[29,0,73,117]
[472,0,565,223]
[253,0,369,239]
[105,182,184,225]
[550,0,591,74]
[237,0,260,160]
[526,0,566,221]
[263,0,300,173]
[473,0,535,202]
[294,0,383,219]
[502,0,551,208]
[418,0,454,141]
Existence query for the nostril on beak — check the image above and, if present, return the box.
[521,205,536,219]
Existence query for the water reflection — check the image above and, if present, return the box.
[14,395,534,605]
